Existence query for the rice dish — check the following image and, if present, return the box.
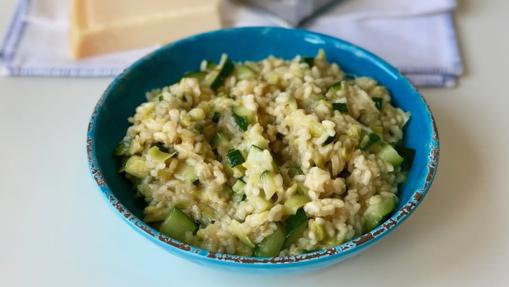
[115,50,414,257]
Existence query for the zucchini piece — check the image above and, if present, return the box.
[396,146,416,171]
[232,178,246,194]
[182,71,206,80]
[309,220,325,241]
[377,145,404,167]
[232,105,253,131]
[227,149,245,167]
[302,57,314,66]
[210,56,234,90]
[283,208,308,248]
[154,142,171,153]
[372,97,384,110]
[191,125,203,134]
[202,124,217,142]
[250,144,263,151]
[114,140,131,156]
[237,242,254,257]
[309,121,326,138]
[211,131,226,148]
[371,125,383,136]
[229,220,255,248]
[232,179,246,202]
[332,102,348,113]
[159,207,197,243]
[250,196,272,212]
[254,225,286,257]
[147,146,176,164]
[322,134,336,146]
[327,81,345,94]
[235,65,256,81]
[363,195,397,232]
[287,166,303,178]
[211,112,221,123]
[174,162,198,183]
[205,61,217,71]
[261,171,278,199]
[124,156,149,178]
[211,131,231,156]
[284,194,310,215]
[359,133,381,151]
[232,112,249,131]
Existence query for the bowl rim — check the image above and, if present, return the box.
[86,26,439,268]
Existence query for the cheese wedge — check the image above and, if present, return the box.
[70,0,222,59]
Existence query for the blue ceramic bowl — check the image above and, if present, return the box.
[87,27,439,272]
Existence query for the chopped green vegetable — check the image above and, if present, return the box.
[205,61,217,71]
[211,131,232,157]
[124,156,149,178]
[254,224,286,257]
[232,178,246,194]
[210,56,234,90]
[309,220,325,241]
[235,65,256,80]
[309,121,326,138]
[174,162,198,183]
[211,112,221,123]
[302,57,314,66]
[377,144,404,166]
[250,196,272,211]
[232,112,249,131]
[229,220,255,248]
[182,71,206,80]
[327,81,344,95]
[114,140,131,156]
[360,133,381,150]
[191,125,203,134]
[284,194,310,215]
[154,142,171,153]
[159,207,197,243]
[237,243,254,256]
[284,208,308,248]
[396,146,416,171]
[232,105,253,131]
[211,131,226,148]
[363,195,397,232]
[261,171,279,199]
[372,97,384,110]
[147,146,176,163]
[332,102,348,113]
[322,134,336,146]
[250,145,263,151]
[287,166,303,178]
[227,149,245,167]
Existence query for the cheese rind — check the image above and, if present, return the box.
[70,0,221,59]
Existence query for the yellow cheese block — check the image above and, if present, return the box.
[70,0,222,59]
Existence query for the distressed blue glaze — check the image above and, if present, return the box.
[87,27,439,272]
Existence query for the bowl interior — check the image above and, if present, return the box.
[89,27,437,261]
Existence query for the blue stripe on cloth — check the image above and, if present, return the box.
[0,0,30,61]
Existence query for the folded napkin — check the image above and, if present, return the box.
[0,0,463,87]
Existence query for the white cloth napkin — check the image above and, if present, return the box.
[0,0,463,87]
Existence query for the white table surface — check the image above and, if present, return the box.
[1,1,508,286]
